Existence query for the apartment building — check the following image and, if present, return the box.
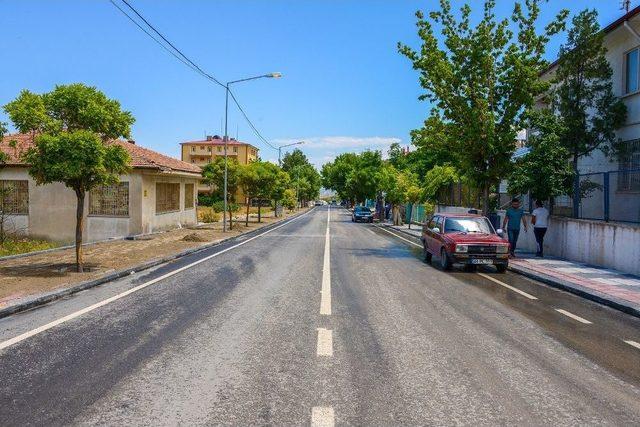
[180,135,259,200]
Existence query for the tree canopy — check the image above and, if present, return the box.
[398,0,568,213]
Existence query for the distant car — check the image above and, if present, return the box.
[314,201,322,206]
[352,206,373,223]
[421,213,509,272]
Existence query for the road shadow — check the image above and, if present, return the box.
[0,262,100,277]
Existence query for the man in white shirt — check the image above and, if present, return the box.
[531,200,549,257]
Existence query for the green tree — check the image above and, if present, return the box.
[321,153,358,203]
[549,9,627,215]
[24,131,130,270]
[282,188,297,211]
[282,149,321,204]
[239,161,280,224]
[508,111,574,202]
[202,157,240,229]
[4,84,134,272]
[399,0,567,214]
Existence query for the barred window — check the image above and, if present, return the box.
[156,182,180,214]
[89,182,129,216]
[184,183,195,209]
[617,139,640,192]
[0,180,29,215]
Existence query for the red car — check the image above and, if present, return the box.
[421,213,509,272]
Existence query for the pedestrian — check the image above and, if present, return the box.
[531,199,549,257]
[502,197,528,257]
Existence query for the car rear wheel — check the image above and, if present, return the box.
[440,248,452,271]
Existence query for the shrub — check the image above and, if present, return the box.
[211,201,239,213]
[198,207,221,223]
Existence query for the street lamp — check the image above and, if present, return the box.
[277,140,305,166]
[223,72,282,232]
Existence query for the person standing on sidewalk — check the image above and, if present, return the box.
[502,197,528,257]
[531,199,549,257]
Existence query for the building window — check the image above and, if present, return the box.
[184,183,195,209]
[156,182,180,213]
[233,147,238,153]
[191,146,196,152]
[618,139,640,192]
[89,182,129,217]
[0,180,29,215]
[626,48,639,94]
[208,147,212,152]
[217,146,222,152]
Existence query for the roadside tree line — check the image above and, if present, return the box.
[324,1,627,221]
[201,148,321,228]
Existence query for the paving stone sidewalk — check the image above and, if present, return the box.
[382,222,640,317]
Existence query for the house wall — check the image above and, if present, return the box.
[0,167,199,243]
[140,172,198,234]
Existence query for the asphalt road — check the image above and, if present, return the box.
[1,206,640,425]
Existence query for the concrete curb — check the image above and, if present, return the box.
[0,209,311,320]
[379,223,640,319]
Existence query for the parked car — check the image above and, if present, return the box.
[421,213,509,272]
[352,206,373,223]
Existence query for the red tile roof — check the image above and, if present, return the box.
[0,133,201,175]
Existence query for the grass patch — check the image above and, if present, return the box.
[0,237,58,257]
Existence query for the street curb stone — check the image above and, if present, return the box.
[0,209,311,320]
[379,223,640,319]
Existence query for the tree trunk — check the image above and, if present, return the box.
[481,184,491,216]
[75,189,85,273]
[258,203,261,223]
[392,205,401,226]
[228,204,233,230]
[407,204,413,229]
[246,199,250,227]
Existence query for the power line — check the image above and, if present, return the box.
[227,90,277,150]
[109,0,278,151]
[119,0,225,89]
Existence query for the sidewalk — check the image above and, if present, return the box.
[380,222,640,317]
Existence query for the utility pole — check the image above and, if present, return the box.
[222,72,282,232]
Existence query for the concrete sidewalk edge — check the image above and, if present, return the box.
[379,223,640,319]
[0,209,312,320]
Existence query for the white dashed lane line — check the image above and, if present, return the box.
[624,340,640,350]
[555,308,593,324]
[311,407,335,427]
[316,328,333,357]
[477,273,539,300]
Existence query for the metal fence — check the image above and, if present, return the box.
[557,169,640,224]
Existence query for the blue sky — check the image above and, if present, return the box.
[0,1,634,167]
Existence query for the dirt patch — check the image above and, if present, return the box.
[0,209,306,307]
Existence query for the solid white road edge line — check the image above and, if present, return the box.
[555,308,593,324]
[316,328,333,357]
[477,273,539,300]
[320,207,331,315]
[374,225,423,248]
[0,209,314,352]
[624,339,640,350]
[311,406,335,427]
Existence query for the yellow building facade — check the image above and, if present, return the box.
[180,135,259,202]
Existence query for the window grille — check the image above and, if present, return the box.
[0,180,29,214]
[156,182,180,213]
[184,183,195,209]
[89,182,129,216]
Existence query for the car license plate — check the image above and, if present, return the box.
[471,259,494,265]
